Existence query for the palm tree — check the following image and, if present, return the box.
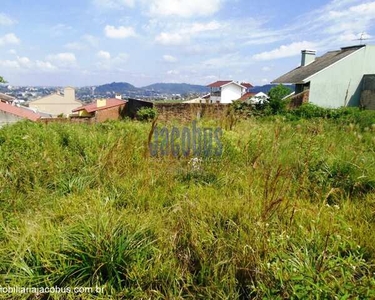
[0,76,7,84]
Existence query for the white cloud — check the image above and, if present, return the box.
[104,25,136,39]
[46,52,77,67]
[95,52,129,71]
[64,35,100,51]
[167,70,179,75]
[0,56,57,72]
[163,54,178,63]
[253,41,316,61]
[83,35,100,47]
[65,42,87,51]
[0,33,20,46]
[155,32,186,46]
[97,50,111,60]
[261,79,269,84]
[50,23,73,37]
[0,13,16,26]
[149,0,223,17]
[35,61,58,72]
[262,66,271,72]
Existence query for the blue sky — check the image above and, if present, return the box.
[0,0,374,87]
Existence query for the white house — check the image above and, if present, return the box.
[272,45,375,108]
[207,81,251,104]
[249,92,269,104]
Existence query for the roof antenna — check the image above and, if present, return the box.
[356,32,369,45]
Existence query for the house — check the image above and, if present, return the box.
[29,87,82,117]
[238,92,269,104]
[183,94,211,104]
[72,98,126,122]
[207,81,252,104]
[272,45,375,108]
[0,101,41,127]
[238,92,256,102]
[0,92,15,104]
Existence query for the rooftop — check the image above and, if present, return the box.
[272,45,365,84]
[0,92,16,102]
[72,98,126,113]
[207,80,249,88]
[0,102,41,121]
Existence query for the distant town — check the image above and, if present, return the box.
[0,81,279,104]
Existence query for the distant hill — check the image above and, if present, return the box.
[250,84,295,94]
[142,83,209,94]
[95,82,140,95]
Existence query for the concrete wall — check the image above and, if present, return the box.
[309,46,375,108]
[0,111,23,127]
[221,84,244,103]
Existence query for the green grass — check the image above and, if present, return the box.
[0,114,375,299]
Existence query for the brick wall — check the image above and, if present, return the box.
[288,90,310,108]
[95,104,126,123]
[154,103,230,122]
[38,117,94,124]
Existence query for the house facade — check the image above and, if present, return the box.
[207,81,251,104]
[272,45,375,108]
[29,87,82,116]
[72,98,126,122]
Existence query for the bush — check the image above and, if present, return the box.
[136,107,157,121]
[266,84,292,115]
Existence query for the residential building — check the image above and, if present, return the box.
[272,45,375,108]
[207,81,251,104]
[0,102,41,127]
[29,87,82,116]
[72,98,126,122]
[0,92,15,104]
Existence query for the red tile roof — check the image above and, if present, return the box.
[72,98,126,113]
[238,92,256,101]
[241,82,254,89]
[207,80,233,88]
[0,102,41,121]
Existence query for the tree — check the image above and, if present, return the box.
[267,84,292,114]
[0,76,7,84]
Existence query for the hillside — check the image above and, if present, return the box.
[94,82,140,95]
[250,84,295,94]
[142,83,209,94]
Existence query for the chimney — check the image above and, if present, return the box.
[64,87,75,101]
[301,50,316,67]
[97,99,107,108]
[115,93,122,100]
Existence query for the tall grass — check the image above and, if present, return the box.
[0,115,375,299]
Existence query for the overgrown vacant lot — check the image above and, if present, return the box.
[1,114,375,299]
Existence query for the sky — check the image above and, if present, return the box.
[0,0,374,87]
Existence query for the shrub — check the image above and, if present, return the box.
[266,84,292,115]
[136,107,157,121]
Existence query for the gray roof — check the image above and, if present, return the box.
[0,92,15,102]
[272,45,365,84]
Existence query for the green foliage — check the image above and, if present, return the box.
[0,76,7,84]
[266,84,292,114]
[0,118,375,298]
[136,107,157,121]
